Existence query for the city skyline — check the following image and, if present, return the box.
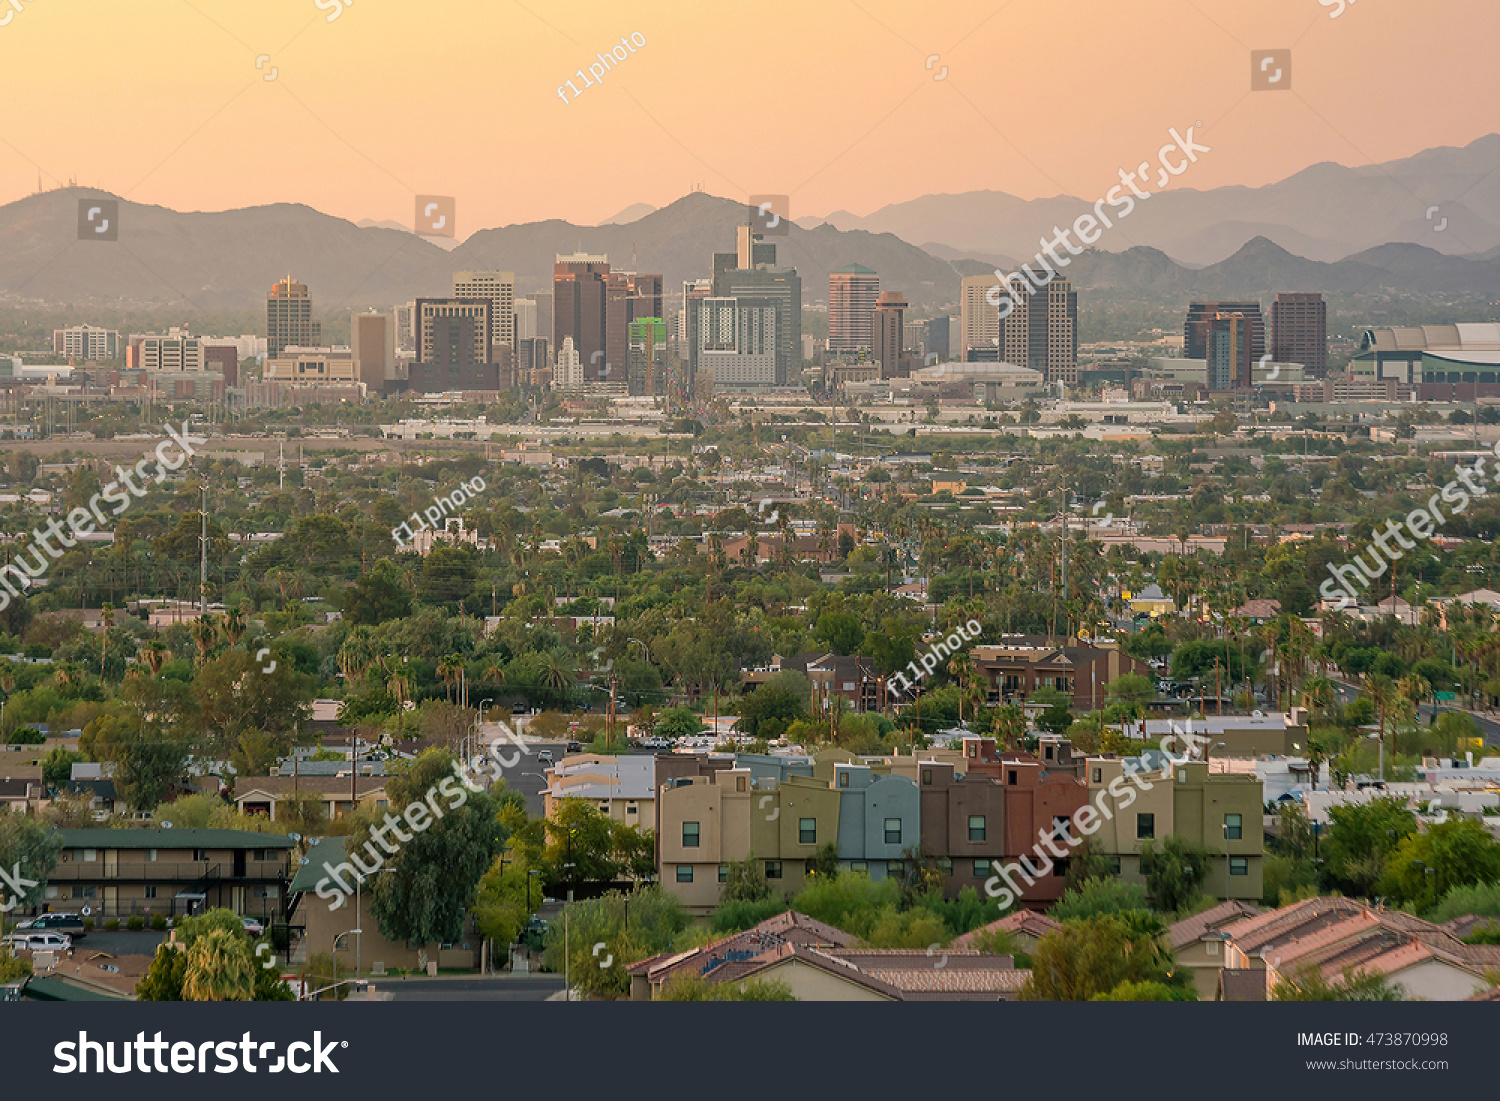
[0,0,1494,232]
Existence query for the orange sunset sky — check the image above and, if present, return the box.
[0,0,1494,232]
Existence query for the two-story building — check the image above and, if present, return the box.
[41,828,294,921]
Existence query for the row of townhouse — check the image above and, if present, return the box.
[653,736,1264,913]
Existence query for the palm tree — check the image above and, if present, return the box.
[181,928,255,1002]
[336,626,377,684]
[221,606,247,649]
[138,641,168,677]
[383,656,412,735]
[947,650,975,725]
[436,654,463,704]
[536,651,574,706]
[190,616,218,666]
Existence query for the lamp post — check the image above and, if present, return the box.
[1220,820,1231,901]
[1367,730,1384,782]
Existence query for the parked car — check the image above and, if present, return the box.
[565,741,583,753]
[2,931,72,953]
[537,750,554,764]
[240,917,265,937]
[641,736,673,750]
[15,913,85,937]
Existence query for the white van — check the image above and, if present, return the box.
[2,931,72,953]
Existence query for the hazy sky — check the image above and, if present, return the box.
[1,0,1494,233]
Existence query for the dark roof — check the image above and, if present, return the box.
[55,828,294,850]
[289,837,346,893]
[1219,969,1266,1002]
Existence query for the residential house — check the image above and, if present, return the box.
[1141,711,1307,758]
[1085,756,1264,902]
[950,910,1061,953]
[542,754,655,831]
[970,637,1154,712]
[42,828,293,920]
[916,761,1009,899]
[830,763,920,880]
[1167,899,1264,999]
[1128,584,1175,617]
[233,775,389,821]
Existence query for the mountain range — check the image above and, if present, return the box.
[3,134,1500,323]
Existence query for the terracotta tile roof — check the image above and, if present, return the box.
[1169,900,1264,951]
[828,948,1015,970]
[1221,896,1366,956]
[867,967,1030,999]
[950,910,1061,949]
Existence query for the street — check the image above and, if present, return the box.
[376,974,565,1001]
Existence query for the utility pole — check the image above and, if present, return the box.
[1060,485,1068,641]
[199,484,208,615]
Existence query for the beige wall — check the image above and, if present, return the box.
[755,957,896,1001]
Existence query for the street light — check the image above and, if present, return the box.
[1367,730,1384,782]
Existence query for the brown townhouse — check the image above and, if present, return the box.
[971,636,1153,711]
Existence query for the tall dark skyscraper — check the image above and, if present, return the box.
[554,254,609,382]
[871,291,907,378]
[1185,302,1265,360]
[828,265,880,353]
[1272,292,1327,376]
[267,277,321,357]
[710,225,800,386]
[410,298,495,392]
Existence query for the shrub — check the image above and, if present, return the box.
[151,914,168,930]
[104,919,120,932]
[126,915,145,931]
[709,897,789,934]
[82,918,94,931]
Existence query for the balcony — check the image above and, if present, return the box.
[48,860,289,883]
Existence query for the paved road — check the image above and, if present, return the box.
[376,974,565,1001]
[1331,679,1500,747]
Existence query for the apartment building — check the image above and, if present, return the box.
[1086,756,1264,902]
[970,637,1154,711]
[41,828,294,920]
[916,761,1008,898]
[542,753,654,830]
[830,763,919,880]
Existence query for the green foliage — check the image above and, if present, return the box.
[138,909,291,1002]
[710,897,791,934]
[543,886,690,998]
[1091,980,1196,1001]
[1322,797,1418,897]
[1050,877,1151,922]
[654,707,705,741]
[1261,854,1320,907]
[1020,914,1191,1001]
[356,748,507,947]
[1271,964,1404,1001]
[656,974,797,1001]
[1381,817,1500,911]
[720,854,772,903]
[789,870,901,940]
[342,559,413,626]
[1425,882,1500,923]
[0,813,61,911]
[734,672,808,740]
[41,746,84,792]
[1139,835,1214,913]
[7,726,44,744]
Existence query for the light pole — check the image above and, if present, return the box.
[1220,820,1231,901]
[1367,730,1383,782]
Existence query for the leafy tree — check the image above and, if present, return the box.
[41,746,84,793]
[709,897,790,933]
[1271,964,1403,1001]
[343,559,413,626]
[7,726,44,744]
[137,909,291,1001]
[654,707,705,741]
[1322,797,1417,897]
[1092,980,1195,1001]
[814,610,865,655]
[543,886,689,998]
[543,798,624,888]
[80,712,191,811]
[734,673,808,740]
[1051,877,1151,922]
[720,855,772,903]
[1139,836,1214,913]
[1020,913,1192,1001]
[1426,882,1500,923]
[1105,673,1154,710]
[1029,685,1073,737]
[356,748,506,949]
[1381,817,1500,911]
[182,928,256,1002]
[472,858,536,958]
[0,814,60,920]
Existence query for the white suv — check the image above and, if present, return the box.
[2,931,72,952]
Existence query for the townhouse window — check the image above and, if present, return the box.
[1092,767,1103,784]
[736,777,747,792]
[850,861,867,873]
[1007,770,1018,786]
[973,860,991,878]
[146,849,158,862]
[1230,857,1249,877]
[838,771,850,788]
[75,886,97,899]
[676,865,694,883]
[193,849,209,861]
[922,769,933,785]
[968,815,986,842]
[143,885,157,899]
[599,802,609,811]
[626,803,638,814]
[1108,856,1122,875]
[253,886,278,900]
[886,861,904,877]
[1053,815,1072,839]
[1224,813,1243,841]
[1053,858,1069,877]
[799,818,816,845]
[884,818,902,845]
[718,865,728,883]
[937,858,953,874]
[764,861,782,880]
[80,848,97,863]
[44,886,58,900]
[1136,813,1155,840]
[682,822,700,848]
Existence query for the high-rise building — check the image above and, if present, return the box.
[1185,302,1265,360]
[515,298,537,341]
[267,278,321,357]
[554,255,609,382]
[410,299,495,392]
[959,276,1001,361]
[351,312,395,394]
[1028,277,1079,386]
[132,331,205,372]
[528,293,554,361]
[394,302,417,354]
[202,344,238,387]
[555,336,583,393]
[628,317,667,396]
[704,225,799,386]
[452,271,516,358]
[692,296,778,391]
[871,291,907,378]
[1272,292,1327,376]
[53,325,119,360]
[828,265,880,353]
[1202,312,1256,390]
[925,316,951,361]
[679,278,713,347]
